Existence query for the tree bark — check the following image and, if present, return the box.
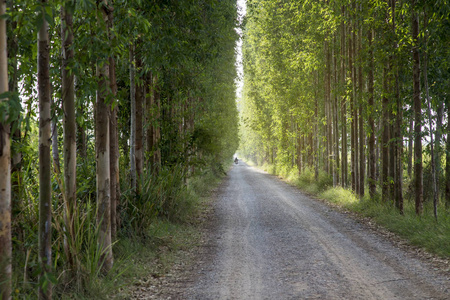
[96,0,113,272]
[358,19,365,198]
[328,50,332,177]
[395,77,404,213]
[408,117,413,178]
[435,102,443,198]
[352,5,359,195]
[333,39,340,186]
[135,58,143,186]
[381,66,390,202]
[107,4,119,241]
[368,27,376,198]
[349,11,357,192]
[314,71,319,181]
[38,1,53,297]
[7,0,21,217]
[129,43,136,191]
[51,98,60,175]
[391,0,403,213]
[0,1,12,297]
[340,5,347,187]
[296,125,302,175]
[61,0,77,267]
[146,73,153,160]
[423,14,437,220]
[446,99,450,208]
[152,74,161,174]
[325,39,332,177]
[412,0,423,215]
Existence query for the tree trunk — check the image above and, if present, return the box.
[349,14,357,192]
[297,126,302,175]
[7,1,21,218]
[314,71,319,181]
[135,58,143,186]
[391,0,403,213]
[0,1,12,297]
[446,99,450,208]
[368,27,376,198]
[412,0,423,215]
[129,44,136,191]
[51,98,60,175]
[408,117,413,178]
[153,74,161,174]
[61,0,77,268]
[107,4,119,241]
[381,66,390,202]
[435,102,443,198]
[38,1,53,296]
[96,0,113,272]
[423,15,437,220]
[146,73,153,161]
[333,40,340,186]
[341,5,347,187]
[389,108,395,201]
[358,21,365,198]
[395,76,404,213]
[352,6,359,195]
[325,37,336,178]
[323,55,328,174]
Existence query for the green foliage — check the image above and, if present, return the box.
[0,91,21,126]
[121,164,195,240]
[7,0,239,296]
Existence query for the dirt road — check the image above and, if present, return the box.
[167,162,449,299]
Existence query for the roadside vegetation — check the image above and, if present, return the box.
[239,0,449,261]
[0,0,239,298]
[81,170,224,299]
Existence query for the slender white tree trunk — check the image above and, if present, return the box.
[61,0,77,268]
[38,1,53,297]
[96,0,113,273]
[129,43,136,191]
[0,1,12,298]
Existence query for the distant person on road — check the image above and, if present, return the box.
[234,157,239,164]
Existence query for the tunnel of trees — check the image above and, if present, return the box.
[1,0,450,298]
[240,0,449,217]
[0,0,239,298]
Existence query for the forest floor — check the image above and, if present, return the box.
[127,162,450,299]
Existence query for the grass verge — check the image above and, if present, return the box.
[59,170,223,299]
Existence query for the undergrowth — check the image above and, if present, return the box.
[252,161,450,259]
[89,166,224,299]
[10,159,226,299]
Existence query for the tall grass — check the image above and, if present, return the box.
[12,154,225,299]
[120,164,196,240]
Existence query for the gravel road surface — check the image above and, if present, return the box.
[140,161,449,300]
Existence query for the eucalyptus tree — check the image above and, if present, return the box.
[241,0,432,208]
[107,3,119,241]
[3,0,240,295]
[0,1,12,298]
[367,21,376,198]
[61,0,77,266]
[37,0,53,297]
[96,0,113,272]
[129,42,136,190]
[412,0,423,215]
